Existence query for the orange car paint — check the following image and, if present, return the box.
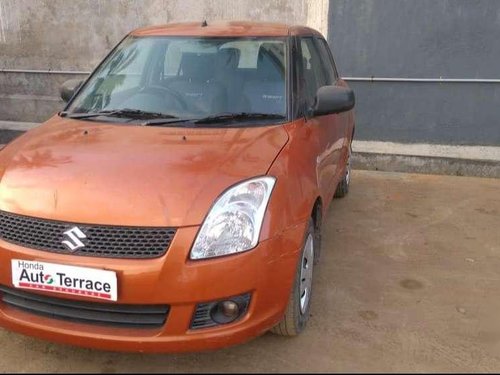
[0,21,354,352]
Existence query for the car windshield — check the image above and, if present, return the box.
[66,36,288,124]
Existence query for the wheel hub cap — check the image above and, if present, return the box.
[345,146,352,185]
[300,234,314,314]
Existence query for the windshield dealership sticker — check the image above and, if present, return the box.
[11,259,117,301]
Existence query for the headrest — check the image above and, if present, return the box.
[180,52,215,80]
[257,43,284,80]
[217,48,240,70]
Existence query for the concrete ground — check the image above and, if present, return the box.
[0,170,499,372]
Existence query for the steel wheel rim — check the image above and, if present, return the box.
[345,146,352,185]
[300,233,314,314]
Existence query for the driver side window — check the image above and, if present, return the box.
[299,37,329,109]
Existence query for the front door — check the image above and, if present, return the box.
[298,37,344,202]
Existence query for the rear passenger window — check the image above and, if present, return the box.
[219,40,284,69]
[300,37,329,107]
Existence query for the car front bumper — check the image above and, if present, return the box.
[0,222,306,352]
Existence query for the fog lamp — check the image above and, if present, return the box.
[191,293,251,329]
[221,301,240,317]
[211,300,241,324]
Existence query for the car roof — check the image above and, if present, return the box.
[131,21,322,38]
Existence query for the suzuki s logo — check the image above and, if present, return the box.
[62,226,87,251]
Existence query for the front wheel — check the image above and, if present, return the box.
[271,219,315,336]
[334,144,352,198]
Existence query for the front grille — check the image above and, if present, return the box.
[0,210,176,259]
[0,285,169,328]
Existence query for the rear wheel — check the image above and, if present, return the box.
[271,220,315,336]
[335,144,352,198]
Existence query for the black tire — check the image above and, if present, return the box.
[271,219,316,336]
[335,145,352,198]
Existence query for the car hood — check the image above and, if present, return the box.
[0,116,289,227]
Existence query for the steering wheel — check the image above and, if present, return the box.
[139,85,188,111]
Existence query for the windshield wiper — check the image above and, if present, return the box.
[143,112,285,127]
[63,108,178,120]
[193,112,285,124]
[61,110,285,126]
[142,118,194,126]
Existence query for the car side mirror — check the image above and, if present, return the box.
[60,79,83,103]
[313,85,355,117]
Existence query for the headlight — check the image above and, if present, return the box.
[190,176,276,260]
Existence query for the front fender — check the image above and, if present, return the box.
[260,119,323,241]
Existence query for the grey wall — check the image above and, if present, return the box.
[0,0,308,71]
[328,0,500,146]
[0,0,309,122]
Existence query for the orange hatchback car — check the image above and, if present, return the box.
[0,21,354,352]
